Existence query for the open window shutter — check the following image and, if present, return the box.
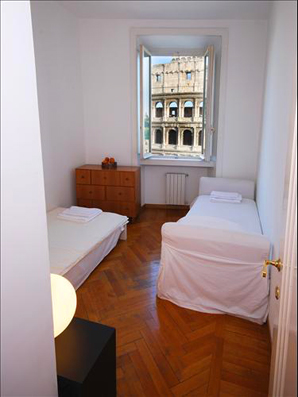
[202,46,215,161]
[139,45,152,159]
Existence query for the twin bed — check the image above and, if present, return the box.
[157,177,271,324]
[48,177,270,324]
[47,208,128,289]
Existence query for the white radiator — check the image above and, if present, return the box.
[166,173,188,205]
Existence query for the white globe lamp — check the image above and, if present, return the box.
[50,274,77,338]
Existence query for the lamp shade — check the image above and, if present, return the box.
[50,274,77,338]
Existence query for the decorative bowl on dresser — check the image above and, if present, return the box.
[76,164,141,220]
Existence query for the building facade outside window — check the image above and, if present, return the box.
[151,56,204,157]
[155,128,163,144]
[184,101,193,118]
[155,101,163,118]
[183,129,193,146]
[168,129,178,145]
[169,101,178,117]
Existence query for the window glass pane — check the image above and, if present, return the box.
[147,52,215,159]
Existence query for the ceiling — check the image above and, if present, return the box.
[60,1,271,20]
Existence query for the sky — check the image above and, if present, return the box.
[152,56,173,65]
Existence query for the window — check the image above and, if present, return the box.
[140,45,215,160]
[155,101,163,118]
[183,130,193,146]
[169,101,178,117]
[155,129,163,144]
[168,129,178,145]
[184,101,193,118]
[156,74,161,82]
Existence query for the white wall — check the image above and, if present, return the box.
[31,1,85,211]
[1,2,57,395]
[142,166,209,205]
[79,18,268,204]
[218,20,268,180]
[256,1,297,333]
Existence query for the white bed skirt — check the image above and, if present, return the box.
[157,223,270,324]
[64,226,123,289]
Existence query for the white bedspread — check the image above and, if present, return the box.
[157,195,270,324]
[47,208,128,276]
[187,195,263,234]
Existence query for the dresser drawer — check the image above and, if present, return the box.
[76,185,105,200]
[76,169,90,185]
[119,202,137,217]
[77,199,93,208]
[106,187,135,202]
[93,200,120,213]
[91,170,120,186]
[120,172,135,187]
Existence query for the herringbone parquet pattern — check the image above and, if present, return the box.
[75,208,271,396]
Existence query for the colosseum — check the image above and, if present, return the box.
[151,56,204,157]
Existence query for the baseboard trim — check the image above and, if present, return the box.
[143,204,190,210]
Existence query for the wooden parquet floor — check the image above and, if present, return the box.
[75,208,271,397]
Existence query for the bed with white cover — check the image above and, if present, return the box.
[48,208,128,289]
[157,177,271,324]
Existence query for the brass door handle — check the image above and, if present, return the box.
[262,259,283,278]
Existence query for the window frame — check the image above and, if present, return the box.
[134,29,227,169]
[140,45,215,162]
[202,46,215,162]
[139,44,152,159]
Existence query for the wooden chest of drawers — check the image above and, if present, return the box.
[76,165,141,220]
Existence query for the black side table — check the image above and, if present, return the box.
[55,317,116,397]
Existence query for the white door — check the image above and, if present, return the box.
[269,107,297,397]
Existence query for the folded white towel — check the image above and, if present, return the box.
[57,206,102,223]
[210,191,242,200]
[210,197,242,204]
[62,206,101,218]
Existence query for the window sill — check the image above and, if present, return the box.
[140,157,215,168]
